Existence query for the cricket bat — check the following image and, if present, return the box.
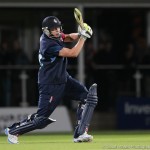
[74,8,85,30]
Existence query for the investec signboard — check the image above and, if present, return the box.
[117,97,150,129]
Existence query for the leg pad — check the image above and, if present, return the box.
[77,83,98,135]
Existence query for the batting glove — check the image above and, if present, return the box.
[78,23,93,40]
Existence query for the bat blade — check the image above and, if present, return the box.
[74,8,84,29]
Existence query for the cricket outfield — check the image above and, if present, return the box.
[0,131,150,150]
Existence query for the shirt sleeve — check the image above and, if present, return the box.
[45,41,63,57]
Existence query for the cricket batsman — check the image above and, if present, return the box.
[5,15,98,144]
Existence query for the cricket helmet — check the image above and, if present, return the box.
[42,16,62,30]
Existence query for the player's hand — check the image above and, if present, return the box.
[78,23,93,40]
[83,23,93,36]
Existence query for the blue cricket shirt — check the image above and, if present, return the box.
[38,33,68,84]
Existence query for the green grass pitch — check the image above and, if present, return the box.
[0,131,150,150]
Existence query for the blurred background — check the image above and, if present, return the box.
[1,0,150,133]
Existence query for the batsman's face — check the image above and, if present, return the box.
[50,27,61,37]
